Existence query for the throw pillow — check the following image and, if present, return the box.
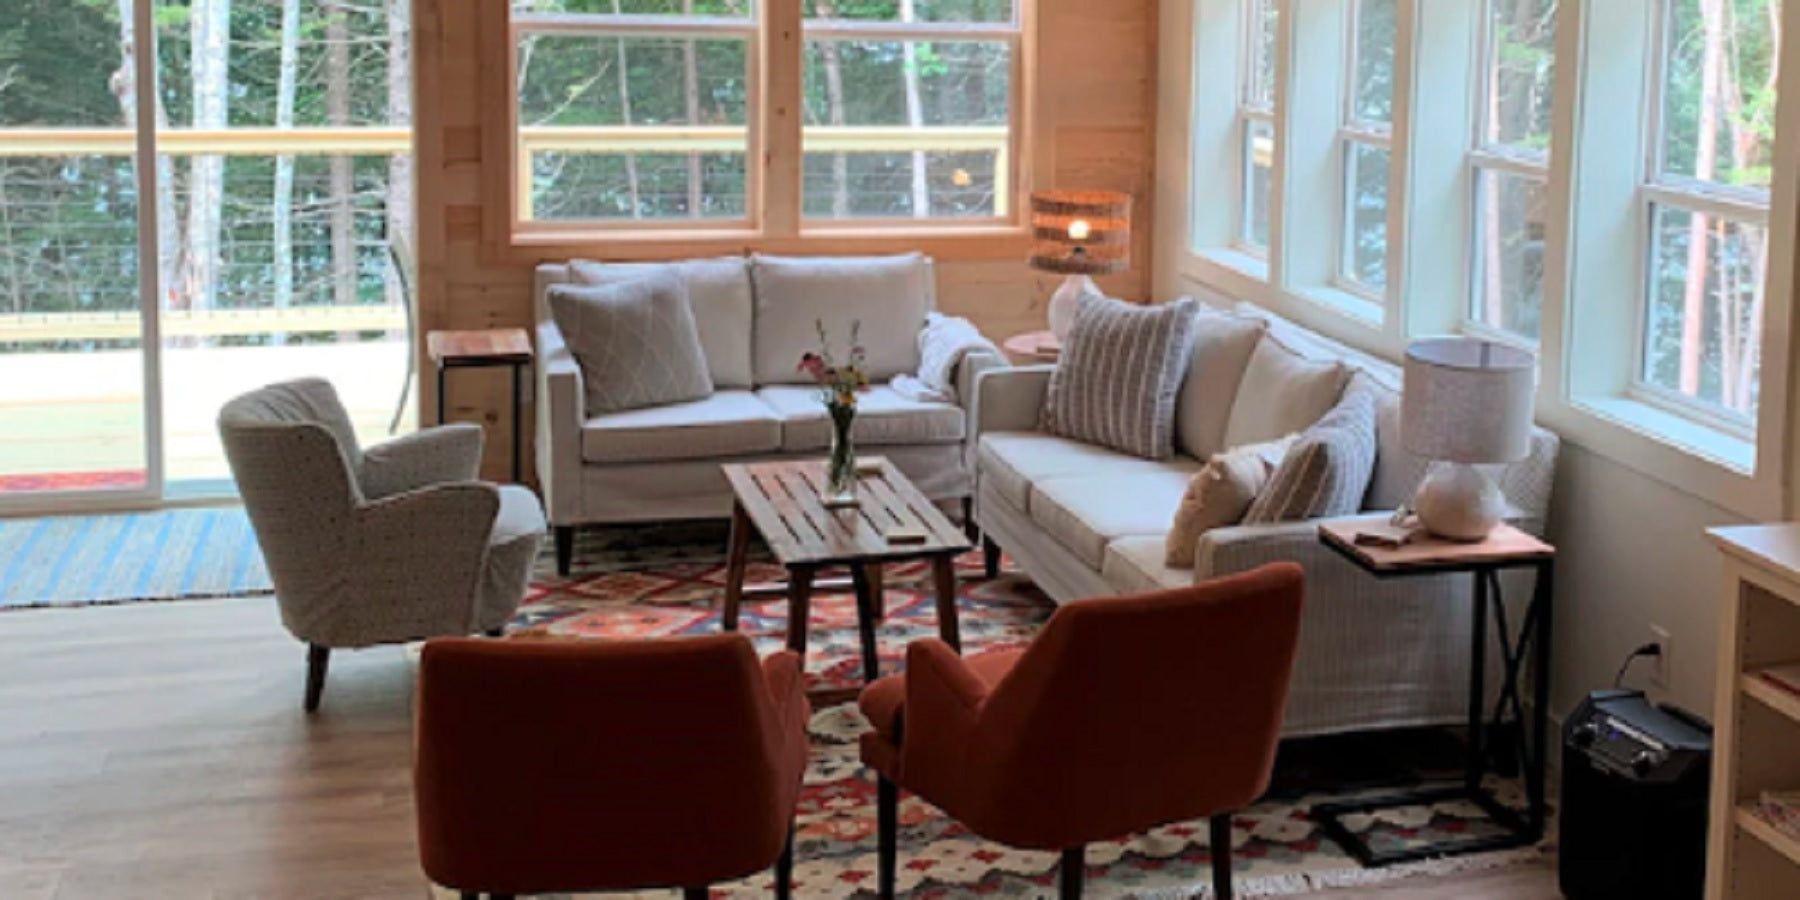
[570,256,755,389]
[1243,381,1380,524]
[1220,333,1350,448]
[748,253,933,385]
[1173,306,1268,460]
[1165,435,1297,568]
[547,272,714,417]
[1042,292,1199,460]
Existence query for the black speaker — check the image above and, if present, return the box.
[1559,689,1712,899]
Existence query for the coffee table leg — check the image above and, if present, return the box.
[933,555,961,653]
[863,563,885,622]
[850,564,880,683]
[786,566,815,659]
[722,501,751,632]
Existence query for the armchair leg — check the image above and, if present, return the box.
[303,644,330,713]
[1060,845,1086,899]
[877,776,898,899]
[1211,813,1234,900]
[682,889,708,900]
[554,526,575,576]
[775,822,795,899]
[982,535,1000,580]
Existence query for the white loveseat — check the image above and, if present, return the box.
[970,301,1560,737]
[536,254,1007,574]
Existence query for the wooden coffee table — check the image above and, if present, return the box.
[721,458,972,691]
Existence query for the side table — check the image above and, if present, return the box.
[1313,519,1556,867]
[1001,329,1062,365]
[427,328,533,483]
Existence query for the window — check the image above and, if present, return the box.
[1469,0,1556,342]
[1238,0,1278,252]
[508,0,1024,231]
[1339,0,1394,294]
[1637,0,1776,426]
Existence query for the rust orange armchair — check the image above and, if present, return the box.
[414,635,811,900]
[858,562,1306,899]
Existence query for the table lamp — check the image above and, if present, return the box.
[1028,190,1132,341]
[1401,337,1536,542]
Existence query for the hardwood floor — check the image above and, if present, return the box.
[0,598,1563,898]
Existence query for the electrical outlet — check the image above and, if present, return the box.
[1649,624,1672,689]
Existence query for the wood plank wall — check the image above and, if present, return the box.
[413,0,1159,481]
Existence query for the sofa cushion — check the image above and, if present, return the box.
[549,273,714,416]
[756,385,965,451]
[1221,333,1349,448]
[1027,465,1200,569]
[1175,307,1267,460]
[750,254,932,385]
[571,257,755,389]
[581,391,781,465]
[1103,536,1194,596]
[977,432,1188,511]
[1043,293,1199,460]
[1245,381,1379,524]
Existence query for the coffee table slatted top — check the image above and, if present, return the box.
[722,458,970,567]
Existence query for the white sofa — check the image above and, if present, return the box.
[535,254,1008,575]
[970,301,1560,737]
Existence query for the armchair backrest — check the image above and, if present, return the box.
[218,379,362,628]
[966,563,1306,848]
[414,635,794,894]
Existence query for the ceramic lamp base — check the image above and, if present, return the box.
[1413,461,1507,542]
[1047,274,1097,342]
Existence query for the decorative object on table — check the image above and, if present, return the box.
[1401,337,1536,541]
[1029,189,1132,341]
[1165,434,1297,568]
[1243,380,1380,525]
[798,319,871,507]
[546,271,714,416]
[891,311,1003,403]
[1042,293,1198,460]
[218,378,545,713]
[720,458,971,700]
[426,327,534,482]
[1315,518,1555,868]
[1001,329,1062,364]
[1759,791,1800,841]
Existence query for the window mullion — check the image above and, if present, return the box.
[762,0,803,237]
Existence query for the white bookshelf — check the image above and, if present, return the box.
[1707,525,1800,900]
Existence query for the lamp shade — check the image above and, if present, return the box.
[1401,338,1536,464]
[1028,190,1131,276]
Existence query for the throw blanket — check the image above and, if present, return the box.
[892,312,1001,403]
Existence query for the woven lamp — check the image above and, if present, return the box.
[1029,190,1132,340]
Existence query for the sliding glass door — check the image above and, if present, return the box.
[0,0,415,510]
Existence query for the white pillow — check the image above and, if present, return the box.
[1174,307,1268,460]
[570,257,754,389]
[1221,334,1349,449]
[749,254,932,385]
[547,273,714,417]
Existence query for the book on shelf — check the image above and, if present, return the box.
[1759,663,1800,699]
[1759,791,1800,843]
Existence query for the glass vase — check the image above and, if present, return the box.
[824,402,859,508]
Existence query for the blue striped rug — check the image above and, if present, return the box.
[0,508,272,609]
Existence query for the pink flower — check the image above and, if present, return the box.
[798,353,827,379]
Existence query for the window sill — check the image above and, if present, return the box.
[1570,395,1755,475]
[1297,283,1384,327]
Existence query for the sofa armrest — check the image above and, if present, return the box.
[967,365,1053,464]
[954,348,1009,411]
[1195,513,1390,580]
[536,320,584,525]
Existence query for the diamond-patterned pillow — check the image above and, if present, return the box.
[548,273,714,417]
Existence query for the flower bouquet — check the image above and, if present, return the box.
[798,320,870,507]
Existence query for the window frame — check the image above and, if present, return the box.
[1333,0,1392,304]
[1625,0,1773,438]
[1235,0,1276,255]
[501,1,1032,243]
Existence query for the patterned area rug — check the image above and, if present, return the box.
[484,532,1552,898]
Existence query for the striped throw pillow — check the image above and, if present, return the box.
[1043,293,1199,460]
[1243,380,1379,524]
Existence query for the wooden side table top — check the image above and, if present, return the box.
[1319,519,1554,574]
[427,328,533,367]
[1002,330,1062,364]
[722,458,971,568]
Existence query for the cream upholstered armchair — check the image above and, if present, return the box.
[219,379,546,712]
